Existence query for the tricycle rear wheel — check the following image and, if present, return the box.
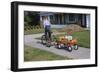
[41,35,46,45]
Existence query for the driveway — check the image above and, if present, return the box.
[24,33,90,59]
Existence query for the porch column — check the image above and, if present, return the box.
[82,14,86,27]
[86,14,90,28]
[62,14,64,24]
[40,16,43,25]
[58,14,60,24]
[40,16,42,21]
[75,14,78,23]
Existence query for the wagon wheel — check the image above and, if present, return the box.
[67,46,72,52]
[74,44,78,50]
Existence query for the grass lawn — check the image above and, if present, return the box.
[24,45,71,61]
[72,30,90,48]
[55,30,90,48]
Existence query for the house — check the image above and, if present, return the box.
[39,12,90,28]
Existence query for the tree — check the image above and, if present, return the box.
[24,11,40,26]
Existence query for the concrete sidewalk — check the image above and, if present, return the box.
[24,33,90,59]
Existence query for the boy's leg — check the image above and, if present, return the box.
[45,26,51,41]
[48,29,51,40]
[45,28,48,41]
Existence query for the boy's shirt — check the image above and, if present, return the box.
[43,19,51,28]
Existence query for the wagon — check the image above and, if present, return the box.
[55,36,78,52]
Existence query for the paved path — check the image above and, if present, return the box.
[24,33,90,59]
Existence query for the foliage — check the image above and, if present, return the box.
[24,11,40,28]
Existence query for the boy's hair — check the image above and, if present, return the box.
[42,16,48,20]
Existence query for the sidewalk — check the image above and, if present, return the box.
[24,33,90,59]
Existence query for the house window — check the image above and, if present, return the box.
[55,14,59,24]
[50,15,53,24]
[69,14,75,22]
[50,15,57,24]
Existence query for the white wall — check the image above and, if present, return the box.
[0,0,99,73]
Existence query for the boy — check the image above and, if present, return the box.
[42,16,51,41]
